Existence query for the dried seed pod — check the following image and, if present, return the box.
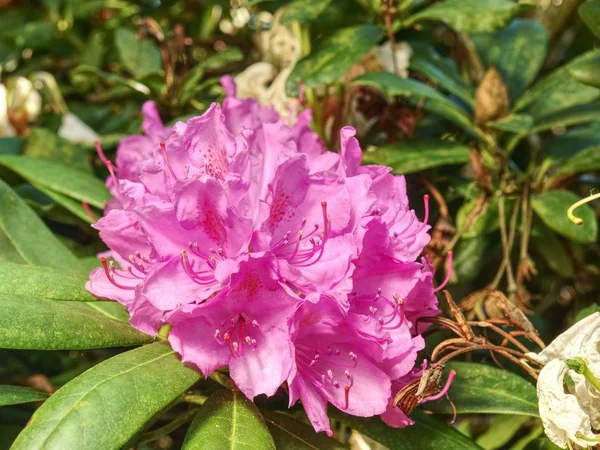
[475,66,509,125]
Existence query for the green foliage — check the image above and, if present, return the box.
[0,385,49,407]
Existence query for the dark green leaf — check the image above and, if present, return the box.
[555,145,600,175]
[456,197,507,238]
[427,362,539,416]
[280,0,333,24]
[530,222,575,279]
[405,0,518,33]
[262,410,347,450]
[543,122,600,163]
[531,190,598,243]
[182,390,275,450]
[0,155,110,209]
[0,261,96,301]
[287,25,383,96]
[488,114,534,134]
[579,0,600,39]
[575,304,600,322]
[0,385,49,407]
[353,72,476,134]
[409,56,475,106]
[114,28,163,79]
[11,343,200,450]
[514,50,600,119]
[472,19,548,101]
[524,438,563,450]
[454,235,492,283]
[331,410,482,450]
[363,139,471,174]
[568,53,600,88]
[530,102,600,134]
[0,137,24,155]
[34,185,93,223]
[0,178,79,269]
[0,293,151,350]
[0,230,26,264]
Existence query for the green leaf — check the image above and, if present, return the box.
[405,0,518,33]
[524,437,563,450]
[456,197,509,238]
[353,72,476,134]
[530,221,575,279]
[531,190,598,243]
[0,293,151,350]
[286,25,383,96]
[114,28,163,79]
[454,235,492,283]
[0,385,49,407]
[530,102,600,134]
[281,0,333,24]
[0,155,110,209]
[34,185,93,223]
[0,178,79,269]
[261,410,347,450]
[363,139,471,174]
[11,343,200,450]
[0,137,24,155]
[514,50,600,119]
[543,122,600,163]
[182,390,275,450]
[24,128,91,172]
[472,19,548,101]
[476,415,531,450]
[568,53,600,88]
[579,0,600,39]
[488,114,534,134]
[331,410,482,450]
[575,304,600,322]
[427,362,539,417]
[409,56,475,106]
[555,145,600,175]
[0,261,96,301]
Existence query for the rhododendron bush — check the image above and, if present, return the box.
[1,1,599,449]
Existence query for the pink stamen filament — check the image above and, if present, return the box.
[433,251,453,293]
[81,202,98,222]
[419,369,456,404]
[214,314,259,357]
[180,251,215,285]
[343,370,354,410]
[159,141,178,180]
[100,257,136,290]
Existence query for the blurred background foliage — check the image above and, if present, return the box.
[0,0,599,449]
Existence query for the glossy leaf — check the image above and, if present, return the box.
[427,362,539,417]
[531,190,598,243]
[530,222,575,279]
[472,19,548,101]
[579,0,600,39]
[0,155,110,209]
[182,390,275,450]
[488,114,534,134]
[568,53,600,88]
[0,137,24,155]
[11,343,200,450]
[261,410,346,450]
[453,235,492,283]
[353,72,476,133]
[0,261,96,301]
[409,56,475,106]
[405,0,518,33]
[530,102,600,134]
[476,415,531,450]
[331,409,482,450]
[0,178,79,269]
[34,184,93,223]
[114,28,162,79]
[543,122,600,163]
[0,385,49,407]
[514,50,600,119]
[555,145,600,175]
[363,139,471,174]
[280,0,333,24]
[575,304,600,322]
[286,25,382,96]
[0,293,152,349]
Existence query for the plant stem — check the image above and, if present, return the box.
[138,409,197,444]
[183,394,208,405]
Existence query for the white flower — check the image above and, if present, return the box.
[58,113,99,145]
[0,76,42,137]
[528,312,600,449]
[374,42,413,78]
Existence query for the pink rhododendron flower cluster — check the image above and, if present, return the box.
[87,77,440,435]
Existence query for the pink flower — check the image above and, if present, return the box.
[87,81,439,434]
